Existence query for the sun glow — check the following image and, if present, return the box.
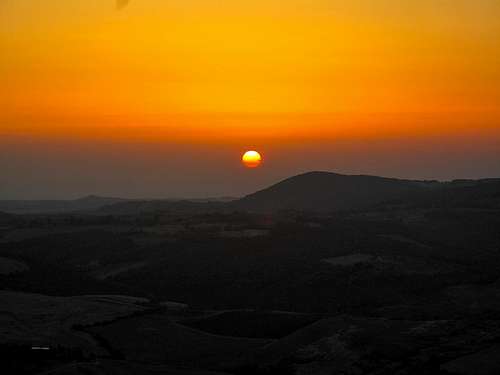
[242,150,262,168]
[1,1,499,152]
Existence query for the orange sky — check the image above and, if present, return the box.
[1,1,499,198]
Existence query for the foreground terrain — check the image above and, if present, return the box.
[1,173,500,374]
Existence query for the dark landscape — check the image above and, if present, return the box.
[2,172,500,374]
[3,0,500,373]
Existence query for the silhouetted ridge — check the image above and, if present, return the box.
[233,171,429,212]
[74,172,499,215]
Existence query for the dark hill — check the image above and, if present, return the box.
[232,171,435,213]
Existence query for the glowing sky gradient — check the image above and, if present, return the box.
[1,1,499,198]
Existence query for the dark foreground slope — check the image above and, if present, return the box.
[233,171,431,212]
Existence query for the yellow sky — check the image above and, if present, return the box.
[1,0,500,142]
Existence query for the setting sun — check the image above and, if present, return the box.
[2,3,500,372]
[242,151,262,168]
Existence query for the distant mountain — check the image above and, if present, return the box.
[0,195,129,214]
[232,171,439,213]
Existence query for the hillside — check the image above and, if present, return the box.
[233,171,433,212]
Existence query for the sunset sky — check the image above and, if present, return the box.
[1,0,499,199]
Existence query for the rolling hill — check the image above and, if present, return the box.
[232,171,434,212]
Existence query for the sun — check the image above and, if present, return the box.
[242,150,262,168]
